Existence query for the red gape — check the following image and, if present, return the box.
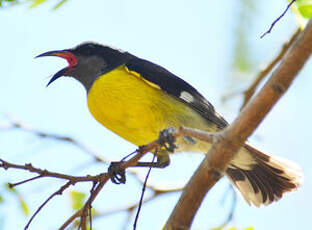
[57,52,77,68]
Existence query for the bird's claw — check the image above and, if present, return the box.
[158,127,177,153]
[108,161,126,184]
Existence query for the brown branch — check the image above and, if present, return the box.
[164,19,312,230]
[242,28,301,109]
[0,138,156,229]
[0,159,106,182]
[79,181,99,230]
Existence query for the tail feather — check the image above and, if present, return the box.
[226,144,303,207]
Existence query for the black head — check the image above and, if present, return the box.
[36,42,130,91]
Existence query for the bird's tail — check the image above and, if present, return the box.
[225,144,303,207]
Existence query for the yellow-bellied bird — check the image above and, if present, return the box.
[37,42,302,207]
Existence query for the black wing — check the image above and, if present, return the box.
[125,57,228,129]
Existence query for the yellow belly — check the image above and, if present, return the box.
[87,66,210,147]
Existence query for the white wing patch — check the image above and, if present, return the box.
[180,91,194,103]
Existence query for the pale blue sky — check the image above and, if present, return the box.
[0,1,311,230]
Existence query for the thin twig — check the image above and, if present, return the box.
[0,158,107,182]
[24,181,72,230]
[8,175,43,188]
[79,181,98,230]
[260,0,297,38]
[133,154,156,230]
[60,209,83,230]
[242,28,301,109]
[89,200,93,230]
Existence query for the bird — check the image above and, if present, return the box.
[37,42,302,207]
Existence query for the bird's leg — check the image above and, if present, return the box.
[108,153,170,184]
[108,128,177,184]
[135,152,170,168]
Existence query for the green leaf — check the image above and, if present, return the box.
[297,0,312,18]
[20,199,29,216]
[53,0,67,10]
[0,195,3,203]
[290,0,308,28]
[70,190,86,211]
[5,183,29,216]
[29,0,48,8]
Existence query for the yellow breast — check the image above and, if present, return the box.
[87,66,209,146]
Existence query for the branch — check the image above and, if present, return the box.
[0,159,105,183]
[0,124,216,229]
[24,181,72,230]
[242,28,301,109]
[0,136,159,229]
[164,19,312,230]
[260,0,296,38]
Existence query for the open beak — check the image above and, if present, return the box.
[36,50,76,87]
[36,50,71,59]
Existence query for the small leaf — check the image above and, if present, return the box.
[70,190,86,211]
[244,227,254,230]
[297,0,312,18]
[290,0,309,28]
[91,207,99,216]
[5,183,29,216]
[29,0,48,8]
[0,195,3,203]
[53,0,67,10]
[20,199,29,216]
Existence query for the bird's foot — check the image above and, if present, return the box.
[108,161,126,184]
[158,127,177,153]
